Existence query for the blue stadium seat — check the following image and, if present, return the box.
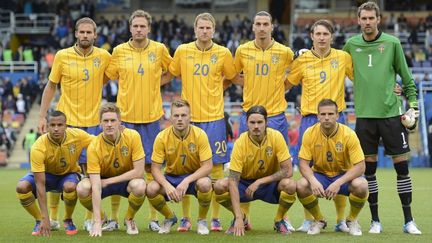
[421,61,432,68]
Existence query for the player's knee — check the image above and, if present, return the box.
[213,178,229,194]
[76,178,91,198]
[296,177,309,196]
[63,181,77,193]
[393,160,409,177]
[350,177,368,197]
[146,181,160,198]
[279,178,296,194]
[16,181,32,194]
[129,179,146,197]
[196,177,212,192]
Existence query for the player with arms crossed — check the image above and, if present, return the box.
[168,12,237,232]
[16,111,94,236]
[214,105,297,236]
[296,99,368,236]
[76,103,147,236]
[287,19,353,233]
[343,1,421,234]
[146,99,213,235]
[105,10,172,231]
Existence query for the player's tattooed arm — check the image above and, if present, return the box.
[229,170,241,183]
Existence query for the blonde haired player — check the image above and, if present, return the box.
[168,12,238,232]
[76,103,147,236]
[147,99,213,235]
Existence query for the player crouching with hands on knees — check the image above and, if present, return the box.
[296,99,368,236]
[146,99,213,235]
[214,105,297,236]
[76,103,146,236]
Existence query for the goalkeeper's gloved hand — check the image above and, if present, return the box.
[401,103,419,131]
[294,48,309,59]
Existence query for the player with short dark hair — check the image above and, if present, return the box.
[343,1,421,234]
[17,111,94,236]
[287,18,353,233]
[296,99,368,236]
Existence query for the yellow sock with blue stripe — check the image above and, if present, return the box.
[110,195,121,221]
[125,192,145,219]
[347,193,367,221]
[146,172,159,221]
[299,194,324,221]
[63,191,77,220]
[79,194,93,212]
[334,194,347,223]
[48,192,61,220]
[215,192,233,212]
[17,191,42,220]
[275,191,296,221]
[197,190,212,220]
[181,195,192,219]
[148,194,174,219]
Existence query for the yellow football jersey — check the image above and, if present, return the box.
[299,123,364,177]
[169,42,237,122]
[105,40,172,123]
[49,45,111,127]
[152,125,212,175]
[87,128,145,178]
[229,128,291,180]
[31,128,94,175]
[288,48,353,116]
[234,40,294,116]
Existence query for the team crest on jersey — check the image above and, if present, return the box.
[148,52,156,63]
[167,147,175,154]
[330,59,339,69]
[265,146,273,156]
[210,54,218,64]
[271,54,279,64]
[188,143,197,153]
[121,146,129,156]
[378,44,385,54]
[68,144,76,154]
[335,141,343,152]
[93,58,101,68]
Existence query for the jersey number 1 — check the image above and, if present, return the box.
[368,54,373,67]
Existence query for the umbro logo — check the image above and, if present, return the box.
[355,48,362,52]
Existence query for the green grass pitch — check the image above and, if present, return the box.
[0,168,431,242]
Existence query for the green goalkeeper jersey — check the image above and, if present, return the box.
[343,32,417,118]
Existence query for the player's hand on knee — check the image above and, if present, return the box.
[324,183,340,200]
[311,180,325,198]
[245,182,259,199]
[176,181,189,199]
[166,185,181,202]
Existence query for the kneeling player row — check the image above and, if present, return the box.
[17,99,381,236]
